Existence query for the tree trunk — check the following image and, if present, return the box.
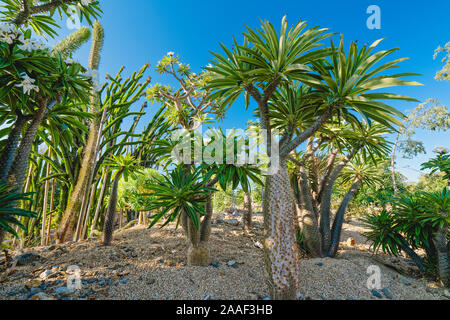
[327,178,361,257]
[89,169,109,237]
[184,195,213,266]
[57,109,101,243]
[391,132,400,196]
[433,222,449,287]
[263,159,301,300]
[243,191,253,231]
[102,170,122,246]
[0,114,28,182]
[298,166,322,257]
[8,99,56,192]
[40,148,52,246]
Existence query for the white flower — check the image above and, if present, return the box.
[33,39,48,51]
[80,0,93,6]
[15,73,39,95]
[167,51,175,56]
[1,32,15,44]
[0,22,16,34]
[18,38,34,51]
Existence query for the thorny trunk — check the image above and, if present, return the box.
[391,132,400,196]
[8,99,56,192]
[327,178,362,257]
[433,221,449,288]
[263,159,301,300]
[0,114,28,182]
[298,166,322,257]
[243,192,253,232]
[185,195,213,266]
[102,170,122,246]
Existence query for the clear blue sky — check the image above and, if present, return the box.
[49,0,450,182]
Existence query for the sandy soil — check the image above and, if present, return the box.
[0,212,448,300]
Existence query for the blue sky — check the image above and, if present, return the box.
[48,0,449,182]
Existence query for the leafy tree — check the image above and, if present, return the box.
[434,42,450,81]
[102,154,140,246]
[391,99,450,194]
[144,165,216,265]
[363,188,449,287]
[1,0,102,38]
[207,16,420,299]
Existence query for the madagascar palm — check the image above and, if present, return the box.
[207,16,420,299]
[422,154,450,184]
[421,189,449,287]
[102,154,141,246]
[145,165,215,265]
[327,155,383,257]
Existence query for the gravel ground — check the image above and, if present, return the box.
[0,213,448,300]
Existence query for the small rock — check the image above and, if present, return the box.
[39,270,52,280]
[253,241,263,249]
[227,260,238,268]
[210,262,219,268]
[444,289,450,299]
[54,287,73,297]
[25,279,43,289]
[316,263,324,267]
[121,279,128,284]
[216,219,225,224]
[296,292,304,300]
[29,292,55,300]
[204,294,212,300]
[15,253,41,266]
[147,279,156,285]
[381,288,393,299]
[371,289,383,299]
[261,296,270,300]
[224,219,240,226]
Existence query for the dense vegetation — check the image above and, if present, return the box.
[0,0,448,300]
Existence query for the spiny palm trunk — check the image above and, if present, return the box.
[0,114,28,182]
[243,191,253,232]
[263,159,301,300]
[8,99,56,192]
[433,222,449,288]
[298,166,322,257]
[327,178,361,257]
[57,111,100,243]
[102,170,122,246]
[184,195,213,266]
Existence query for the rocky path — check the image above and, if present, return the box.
[0,213,448,300]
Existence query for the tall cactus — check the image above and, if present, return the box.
[57,21,104,243]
